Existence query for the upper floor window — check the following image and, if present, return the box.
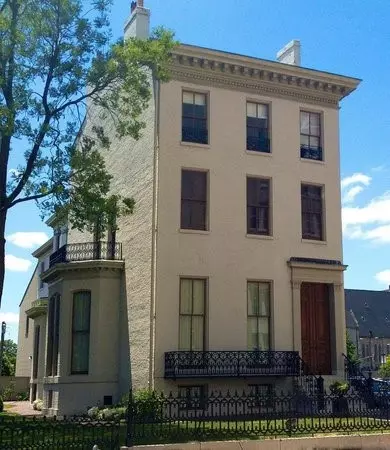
[181,170,208,231]
[71,291,91,374]
[39,261,45,289]
[247,177,271,235]
[300,111,322,161]
[247,281,271,351]
[301,184,324,240]
[182,92,208,145]
[246,102,270,153]
[179,278,206,351]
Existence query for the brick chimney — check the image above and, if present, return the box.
[124,0,150,40]
[277,40,301,66]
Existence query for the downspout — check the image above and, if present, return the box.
[148,72,160,389]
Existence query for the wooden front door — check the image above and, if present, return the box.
[301,283,331,375]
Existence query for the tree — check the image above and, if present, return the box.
[1,339,17,375]
[379,356,390,379]
[346,332,359,364]
[0,0,177,305]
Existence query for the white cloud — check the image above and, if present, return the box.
[343,192,390,244]
[5,254,32,272]
[341,173,372,189]
[375,270,390,286]
[7,231,49,249]
[0,312,19,324]
[342,186,364,204]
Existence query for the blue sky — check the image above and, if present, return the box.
[2,0,390,342]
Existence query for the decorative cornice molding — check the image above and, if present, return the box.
[170,45,361,108]
[42,260,124,283]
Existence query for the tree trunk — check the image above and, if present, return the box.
[0,209,7,308]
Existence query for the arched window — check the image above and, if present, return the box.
[71,291,91,374]
[46,294,60,376]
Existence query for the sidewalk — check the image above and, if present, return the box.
[4,401,41,416]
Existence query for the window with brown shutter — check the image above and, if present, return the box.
[247,178,270,235]
[181,170,207,230]
[301,184,324,240]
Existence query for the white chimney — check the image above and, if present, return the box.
[124,0,150,40]
[277,40,301,66]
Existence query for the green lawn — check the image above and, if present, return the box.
[1,416,390,449]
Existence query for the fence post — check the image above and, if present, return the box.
[126,389,134,448]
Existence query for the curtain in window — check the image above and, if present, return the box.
[71,291,91,374]
[247,282,270,350]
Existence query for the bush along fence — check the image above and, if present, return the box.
[0,415,123,450]
[126,387,390,447]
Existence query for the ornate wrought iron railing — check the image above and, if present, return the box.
[164,350,301,379]
[49,242,122,267]
[300,145,323,161]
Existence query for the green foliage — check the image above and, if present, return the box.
[132,389,163,422]
[2,382,15,401]
[0,396,3,413]
[0,0,178,302]
[346,332,359,364]
[98,406,126,420]
[329,381,349,396]
[16,391,29,401]
[378,356,390,379]
[1,340,17,376]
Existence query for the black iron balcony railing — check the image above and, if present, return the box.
[182,126,208,145]
[300,145,323,161]
[246,136,270,153]
[49,242,122,267]
[164,350,301,379]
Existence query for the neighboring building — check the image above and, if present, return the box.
[345,289,390,371]
[16,1,360,415]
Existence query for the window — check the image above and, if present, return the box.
[25,316,29,338]
[47,390,53,408]
[246,102,270,152]
[46,294,60,376]
[179,279,206,351]
[301,184,324,240]
[247,178,270,235]
[300,111,322,160]
[181,170,207,230]
[39,261,45,289]
[32,326,40,379]
[178,385,206,410]
[247,282,271,350]
[248,384,274,408]
[71,291,91,374]
[182,91,208,144]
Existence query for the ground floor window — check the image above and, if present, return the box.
[178,385,207,410]
[247,281,271,350]
[71,291,91,374]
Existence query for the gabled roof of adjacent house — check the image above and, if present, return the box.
[345,289,390,338]
[19,265,38,307]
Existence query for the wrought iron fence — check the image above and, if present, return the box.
[49,241,122,267]
[126,388,390,446]
[165,350,301,379]
[0,415,123,450]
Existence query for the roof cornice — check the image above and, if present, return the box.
[32,238,53,258]
[171,44,361,108]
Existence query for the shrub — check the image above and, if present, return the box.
[2,382,16,401]
[87,406,99,419]
[329,381,349,396]
[16,391,29,401]
[32,399,43,411]
[132,389,163,422]
[0,396,3,413]
[98,407,126,421]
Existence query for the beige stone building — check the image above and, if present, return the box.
[16,1,360,415]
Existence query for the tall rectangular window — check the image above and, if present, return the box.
[179,279,206,351]
[247,178,270,235]
[300,111,322,160]
[33,326,40,379]
[247,282,271,351]
[301,184,324,240]
[182,92,208,144]
[246,102,270,152]
[181,170,207,230]
[71,291,91,374]
[46,294,60,376]
[25,316,30,338]
[39,261,45,289]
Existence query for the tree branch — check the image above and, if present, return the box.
[8,191,53,209]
